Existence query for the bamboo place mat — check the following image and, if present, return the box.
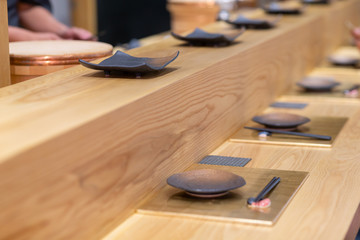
[138,164,309,226]
[270,102,308,109]
[230,116,348,148]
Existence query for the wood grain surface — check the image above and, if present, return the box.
[0,0,10,87]
[105,100,360,240]
[0,1,359,239]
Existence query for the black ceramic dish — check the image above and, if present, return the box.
[79,50,179,75]
[226,15,281,29]
[328,55,360,67]
[264,2,305,14]
[252,112,310,130]
[167,168,246,198]
[171,28,245,46]
[296,76,340,91]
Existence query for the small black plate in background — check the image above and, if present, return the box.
[171,28,245,46]
[226,15,281,29]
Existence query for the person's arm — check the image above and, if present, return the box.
[17,3,94,40]
[9,25,61,42]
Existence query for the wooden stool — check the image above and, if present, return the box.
[9,40,113,84]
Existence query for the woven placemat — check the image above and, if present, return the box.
[199,155,251,167]
[270,102,308,109]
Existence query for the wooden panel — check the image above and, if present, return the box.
[139,164,309,226]
[230,116,348,148]
[0,0,10,87]
[0,1,358,239]
[71,0,97,34]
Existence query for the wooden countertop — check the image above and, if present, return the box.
[105,95,360,240]
[0,1,359,239]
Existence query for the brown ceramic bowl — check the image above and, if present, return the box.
[252,112,310,130]
[328,55,359,66]
[296,76,340,92]
[167,169,246,197]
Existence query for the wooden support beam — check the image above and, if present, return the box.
[71,0,97,34]
[0,0,11,87]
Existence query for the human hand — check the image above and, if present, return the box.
[60,27,97,41]
[351,27,360,41]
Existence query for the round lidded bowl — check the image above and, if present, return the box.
[167,168,246,198]
[252,112,310,130]
[296,76,340,91]
[9,40,113,84]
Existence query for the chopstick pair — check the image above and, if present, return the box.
[343,84,360,94]
[247,177,281,204]
[244,126,332,140]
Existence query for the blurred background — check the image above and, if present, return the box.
[50,0,170,46]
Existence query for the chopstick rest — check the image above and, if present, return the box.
[343,84,360,97]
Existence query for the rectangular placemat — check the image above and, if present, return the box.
[230,116,347,148]
[270,102,308,109]
[138,165,309,226]
[199,155,251,167]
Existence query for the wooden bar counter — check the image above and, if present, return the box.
[0,1,360,239]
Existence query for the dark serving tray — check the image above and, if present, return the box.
[79,50,179,75]
[226,15,281,29]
